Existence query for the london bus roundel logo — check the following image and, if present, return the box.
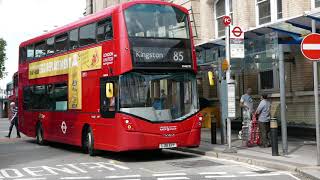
[61,121,67,134]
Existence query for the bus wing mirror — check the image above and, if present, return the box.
[106,83,114,98]
[208,71,215,86]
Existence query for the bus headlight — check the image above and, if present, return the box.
[123,118,136,132]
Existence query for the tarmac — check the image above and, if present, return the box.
[176,128,320,180]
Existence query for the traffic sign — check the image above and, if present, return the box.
[223,16,232,27]
[230,26,244,39]
[230,25,244,58]
[301,33,320,61]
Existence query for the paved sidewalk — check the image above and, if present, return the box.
[177,128,320,180]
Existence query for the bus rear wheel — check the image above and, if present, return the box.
[83,127,95,156]
[36,123,45,145]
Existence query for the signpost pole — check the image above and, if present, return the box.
[279,44,288,155]
[311,19,320,165]
[224,0,236,153]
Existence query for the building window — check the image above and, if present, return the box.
[257,0,282,25]
[316,0,320,8]
[260,70,274,90]
[215,0,232,37]
[277,0,282,19]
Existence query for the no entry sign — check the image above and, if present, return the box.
[301,33,320,61]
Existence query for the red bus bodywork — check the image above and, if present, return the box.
[18,1,201,152]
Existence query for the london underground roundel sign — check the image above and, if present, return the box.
[301,33,320,61]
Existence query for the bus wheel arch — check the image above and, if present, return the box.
[82,124,96,156]
[36,121,46,145]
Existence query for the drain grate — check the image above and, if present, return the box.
[167,160,222,168]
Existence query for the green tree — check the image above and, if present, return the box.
[0,38,7,79]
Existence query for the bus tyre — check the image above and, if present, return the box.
[36,123,45,145]
[84,127,95,156]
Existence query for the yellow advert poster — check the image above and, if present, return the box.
[81,46,102,71]
[28,46,102,110]
[68,54,82,110]
[28,46,102,79]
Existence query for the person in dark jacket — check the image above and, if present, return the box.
[5,102,21,138]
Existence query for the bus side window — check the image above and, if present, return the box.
[46,37,55,56]
[100,78,118,118]
[55,33,69,53]
[35,41,46,58]
[19,47,26,64]
[79,23,96,46]
[69,28,79,50]
[97,17,113,42]
[23,86,32,110]
[26,44,34,61]
[53,83,68,111]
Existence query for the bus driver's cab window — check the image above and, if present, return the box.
[100,78,118,118]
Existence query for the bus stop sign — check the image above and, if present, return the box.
[301,33,320,61]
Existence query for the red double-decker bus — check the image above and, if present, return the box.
[18,0,201,155]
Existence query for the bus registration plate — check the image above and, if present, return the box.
[159,143,177,149]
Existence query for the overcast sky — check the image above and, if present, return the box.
[0,0,86,89]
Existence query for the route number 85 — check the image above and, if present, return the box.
[173,51,184,62]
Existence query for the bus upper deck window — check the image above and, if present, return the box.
[26,45,34,60]
[97,17,113,42]
[55,33,69,53]
[46,37,55,56]
[35,41,46,58]
[79,23,96,46]
[69,29,79,49]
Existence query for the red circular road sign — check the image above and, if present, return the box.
[223,16,232,27]
[301,33,320,61]
[232,26,243,37]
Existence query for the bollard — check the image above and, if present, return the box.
[211,112,217,144]
[270,118,279,156]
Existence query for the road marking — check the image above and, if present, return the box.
[205,175,237,178]
[245,173,281,177]
[279,172,301,180]
[157,177,189,180]
[14,178,47,180]
[199,172,227,175]
[238,171,254,174]
[105,175,141,179]
[60,177,92,180]
[153,173,186,177]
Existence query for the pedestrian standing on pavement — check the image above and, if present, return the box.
[239,88,254,141]
[255,94,271,148]
[5,102,21,138]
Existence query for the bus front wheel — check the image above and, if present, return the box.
[83,127,95,156]
[36,123,46,145]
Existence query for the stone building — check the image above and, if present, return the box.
[86,0,320,129]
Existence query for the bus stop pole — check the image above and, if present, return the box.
[279,44,288,155]
[311,19,320,165]
[225,0,235,152]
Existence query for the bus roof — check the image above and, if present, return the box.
[19,0,188,48]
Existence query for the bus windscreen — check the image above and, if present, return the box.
[124,4,189,39]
